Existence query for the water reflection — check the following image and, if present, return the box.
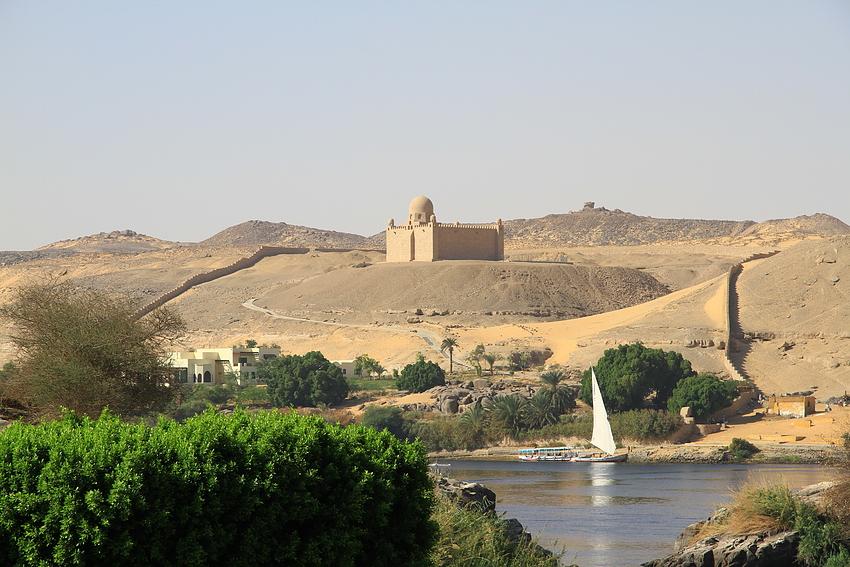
[443,460,835,567]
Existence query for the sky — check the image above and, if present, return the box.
[2,1,849,251]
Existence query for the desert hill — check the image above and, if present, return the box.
[502,204,850,248]
[1,208,849,400]
[258,261,669,323]
[199,220,372,249]
[361,207,849,250]
[4,207,847,257]
[36,230,180,253]
[728,236,850,398]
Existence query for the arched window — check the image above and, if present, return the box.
[203,371,211,383]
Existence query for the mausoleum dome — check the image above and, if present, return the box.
[408,195,435,223]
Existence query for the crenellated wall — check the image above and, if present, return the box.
[386,220,503,262]
[134,246,310,319]
[722,250,781,383]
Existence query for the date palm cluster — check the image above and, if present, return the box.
[458,370,575,435]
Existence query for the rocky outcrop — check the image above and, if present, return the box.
[434,476,497,513]
[433,476,540,548]
[644,531,801,567]
[399,378,554,415]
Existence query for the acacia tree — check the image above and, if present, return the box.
[0,279,186,420]
[440,338,458,374]
[466,344,486,376]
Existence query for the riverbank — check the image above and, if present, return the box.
[427,403,849,464]
[429,442,843,464]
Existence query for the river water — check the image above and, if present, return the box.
[441,459,836,567]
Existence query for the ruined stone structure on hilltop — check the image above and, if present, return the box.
[385,196,504,262]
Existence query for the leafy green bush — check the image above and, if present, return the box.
[361,405,409,440]
[0,409,436,567]
[258,351,349,407]
[397,355,446,393]
[611,409,684,441]
[187,384,234,405]
[667,374,738,418]
[580,344,696,412]
[727,437,760,460]
[235,386,270,403]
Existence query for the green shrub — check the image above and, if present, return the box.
[727,437,760,460]
[667,374,738,418]
[361,405,409,440]
[258,351,349,407]
[580,344,696,412]
[235,386,270,403]
[187,384,234,405]
[0,409,436,567]
[397,356,446,393]
[611,409,684,441]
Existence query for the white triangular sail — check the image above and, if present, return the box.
[590,367,617,455]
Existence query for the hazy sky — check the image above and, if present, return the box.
[2,1,849,250]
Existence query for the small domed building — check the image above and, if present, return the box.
[386,196,504,262]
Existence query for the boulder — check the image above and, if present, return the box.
[441,398,459,414]
[434,477,497,513]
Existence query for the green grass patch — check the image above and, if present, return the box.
[348,378,398,391]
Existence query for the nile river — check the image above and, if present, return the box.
[441,460,836,567]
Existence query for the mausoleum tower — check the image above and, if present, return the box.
[385,196,504,262]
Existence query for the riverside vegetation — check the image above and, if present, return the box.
[0,408,564,567]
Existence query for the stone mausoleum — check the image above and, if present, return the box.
[385,196,504,262]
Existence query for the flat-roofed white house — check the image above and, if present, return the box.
[170,347,281,386]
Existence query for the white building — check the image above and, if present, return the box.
[170,347,280,386]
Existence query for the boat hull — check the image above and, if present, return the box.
[570,453,628,463]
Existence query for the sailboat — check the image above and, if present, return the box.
[571,367,627,462]
[518,367,627,462]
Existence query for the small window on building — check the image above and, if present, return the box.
[203,371,212,383]
[342,368,346,375]
[239,357,248,364]
[174,368,188,383]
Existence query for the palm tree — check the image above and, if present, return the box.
[485,395,527,435]
[481,353,499,376]
[440,337,458,374]
[540,370,575,416]
[524,390,559,429]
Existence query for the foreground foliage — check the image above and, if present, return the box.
[431,497,564,567]
[0,409,436,567]
[258,351,349,407]
[717,482,850,567]
[0,279,186,420]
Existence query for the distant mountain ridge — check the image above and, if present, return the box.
[13,208,850,254]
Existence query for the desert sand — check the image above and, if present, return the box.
[2,234,849,403]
